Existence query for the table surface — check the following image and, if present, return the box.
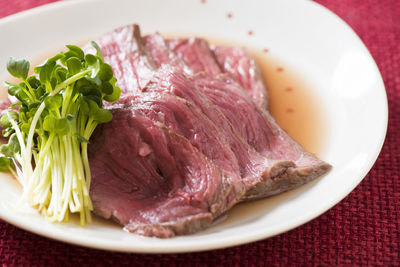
[0,0,399,265]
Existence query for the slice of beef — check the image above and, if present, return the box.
[143,33,323,199]
[113,92,246,204]
[193,74,274,155]
[83,24,155,96]
[192,73,331,199]
[166,38,268,109]
[142,34,295,195]
[89,108,235,237]
[165,37,331,199]
[145,67,293,199]
[143,33,192,75]
[212,46,268,109]
[167,38,222,76]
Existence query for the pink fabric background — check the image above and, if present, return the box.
[0,0,399,265]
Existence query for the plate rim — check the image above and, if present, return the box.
[0,0,388,253]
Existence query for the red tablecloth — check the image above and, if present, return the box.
[0,0,398,265]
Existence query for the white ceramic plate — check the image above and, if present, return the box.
[0,0,387,253]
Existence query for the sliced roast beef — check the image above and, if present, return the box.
[114,92,246,204]
[166,38,268,109]
[167,38,222,76]
[192,74,274,155]
[143,33,192,75]
[83,24,155,96]
[192,74,331,198]
[144,68,294,198]
[164,38,331,199]
[143,32,331,199]
[212,46,268,109]
[89,108,236,237]
[141,29,331,199]
[140,33,295,195]
[88,24,331,234]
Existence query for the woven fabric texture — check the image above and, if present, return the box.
[0,0,399,266]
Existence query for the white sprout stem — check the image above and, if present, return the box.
[14,70,91,223]
[60,136,72,221]
[24,70,91,179]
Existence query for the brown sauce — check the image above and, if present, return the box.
[252,51,326,155]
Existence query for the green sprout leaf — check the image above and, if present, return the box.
[78,97,89,114]
[34,54,64,74]
[0,110,19,128]
[99,81,112,95]
[65,45,84,60]
[66,57,82,75]
[85,54,101,78]
[2,127,14,138]
[34,85,46,99]
[10,102,22,108]
[27,76,41,89]
[98,63,113,81]
[7,84,21,96]
[7,57,30,80]
[90,41,103,61]
[79,85,102,98]
[0,157,13,172]
[43,116,69,136]
[93,108,112,124]
[0,133,21,157]
[85,95,102,108]
[104,78,121,102]
[44,95,63,111]
[38,60,56,84]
